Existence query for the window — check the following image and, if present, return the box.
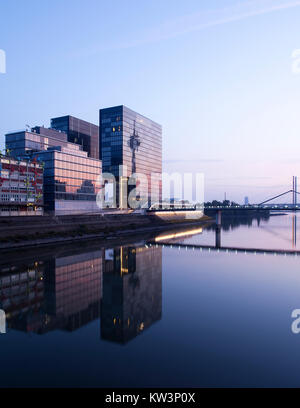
[1,194,10,201]
[1,170,9,178]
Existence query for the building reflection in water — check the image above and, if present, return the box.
[0,244,162,343]
[43,251,102,332]
[0,251,102,334]
[0,261,46,333]
[101,246,162,344]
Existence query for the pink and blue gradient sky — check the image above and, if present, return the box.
[1,0,300,203]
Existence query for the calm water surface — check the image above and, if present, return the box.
[1,213,300,387]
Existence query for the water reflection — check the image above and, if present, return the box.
[205,212,271,231]
[204,212,299,247]
[162,213,300,252]
[101,246,162,344]
[1,251,102,334]
[0,244,162,344]
[2,216,300,387]
[1,214,298,343]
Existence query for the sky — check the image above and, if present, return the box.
[1,0,300,203]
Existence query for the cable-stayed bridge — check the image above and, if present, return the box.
[205,176,300,212]
[148,177,300,256]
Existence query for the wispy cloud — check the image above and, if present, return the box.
[163,159,224,164]
[72,0,300,57]
[129,0,300,48]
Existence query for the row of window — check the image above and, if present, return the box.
[1,194,40,202]
[2,186,36,191]
[101,116,122,124]
[102,140,123,148]
[1,171,41,179]
[49,162,101,173]
[54,193,97,201]
[43,177,100,189]
[38,152,100,168]
[0,207,42,212]
[102,150,122,157]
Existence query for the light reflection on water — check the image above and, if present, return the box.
[174,213,300,251]
[1,213,300,387]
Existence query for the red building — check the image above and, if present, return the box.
[0,156,43,216]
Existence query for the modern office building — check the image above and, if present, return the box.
[99,105,162,208]
[33,144,102,214]
[51,115,99,159]
[6,126,71,158]
[5,104,162,213]
[6,126,102,215]
[0,156,43,216]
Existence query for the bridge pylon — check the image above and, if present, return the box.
[293,176,298,208]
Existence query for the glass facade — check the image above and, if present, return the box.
[6,128,70,158]
[51,115,99,160]
[6,126,102,215]
[33,146,102,214]
[99,105,162,208]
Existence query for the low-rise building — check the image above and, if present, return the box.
[6,126,71,158]
[0,156,43,216]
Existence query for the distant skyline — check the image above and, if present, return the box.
[1,0,300,203]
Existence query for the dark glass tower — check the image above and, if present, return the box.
[99,105,162,208]
[51,115,99,159]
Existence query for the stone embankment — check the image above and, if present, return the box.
[0,212,211,249]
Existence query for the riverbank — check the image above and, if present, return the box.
[0,222,211,265]
[0,213,212,250]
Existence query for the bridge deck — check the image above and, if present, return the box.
[204,206,300,211]
[148,206,300,212]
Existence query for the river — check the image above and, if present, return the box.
[1,213,300,387]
